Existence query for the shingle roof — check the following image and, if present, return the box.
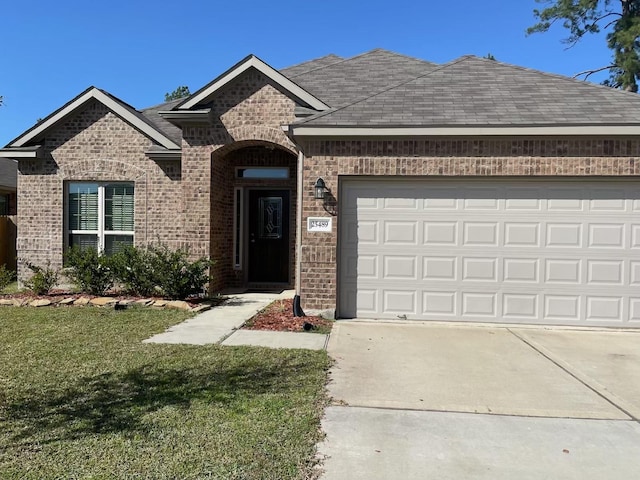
[298,55,640,127]
[285,48,437,108]
[280,54,344,77]
[140,98,184,145]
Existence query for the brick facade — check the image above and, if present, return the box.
[17,72,300,293]
[17,100,183,281]
[16,71,640,312]
[298,138,640,311]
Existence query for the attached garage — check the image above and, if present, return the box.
[339,178,640,327]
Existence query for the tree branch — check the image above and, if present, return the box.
[573,65,618,81]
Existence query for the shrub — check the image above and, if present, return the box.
[110,245,157,297]
[0,264,15,292]
[149,245,211,300]
[23,261,59,295]
[64,247,114,296]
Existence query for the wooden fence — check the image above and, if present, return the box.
[0,215,17,271]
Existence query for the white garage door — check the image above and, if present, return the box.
[339,179,640,327]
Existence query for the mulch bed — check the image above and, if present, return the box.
[243,298,333,332]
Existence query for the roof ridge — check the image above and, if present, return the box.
[294,56,469,125]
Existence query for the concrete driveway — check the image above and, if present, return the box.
[318,321,640,479]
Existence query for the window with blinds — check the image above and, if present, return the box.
[67,182,134,254]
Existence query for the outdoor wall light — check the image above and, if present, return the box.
[314,177,328,200]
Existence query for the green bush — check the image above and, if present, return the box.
[0,264,15,292]
[110,245,157,297]
[149,245,211,300]
[64,247,114,296]
[23,261,59,295]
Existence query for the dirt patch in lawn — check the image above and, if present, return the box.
[244,298,333,333]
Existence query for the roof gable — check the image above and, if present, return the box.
[293,55,640,134]
[177,55,330,111]
[7,87,181,150]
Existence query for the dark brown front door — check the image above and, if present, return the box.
[248,190,290,283]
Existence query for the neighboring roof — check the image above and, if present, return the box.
[279,54,344,78]
[5,87,181,150]
[177,55,330,111]
[293,55,640,134]
[286,48,437,108]
[0,158,17,190]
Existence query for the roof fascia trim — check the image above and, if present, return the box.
[291,125,640,137]
[0,146,43,159]
[145,149,182,161]
[10,88,181,150]
[158,109,212,125]
[178,56,330,111]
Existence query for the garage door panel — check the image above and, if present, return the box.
[384,221,418,244]
[463,222,498,246]
[588,224,625,248]
[462,257,497,281]
[504,223,540,247]
[423,256,457,280]
[383,256,417,280]
[503,258,539,283]
[544,295,580,320]
[383,290,417,316]
[503,294,539,320]
[339,179,640,326]
[423,291,457,316]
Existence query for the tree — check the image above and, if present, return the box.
[164,86,190,101]
[0,96,3,106]
[528,0,640,92]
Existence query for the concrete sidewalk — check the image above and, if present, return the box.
[143,290,327,350]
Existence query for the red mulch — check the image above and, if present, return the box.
[243,298,333,332]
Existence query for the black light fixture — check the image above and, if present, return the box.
[314,177,327,200]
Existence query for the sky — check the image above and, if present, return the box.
[0,0,614,146]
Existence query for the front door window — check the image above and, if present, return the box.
[248,190,289,283]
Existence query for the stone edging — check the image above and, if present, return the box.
[0,296,213,313]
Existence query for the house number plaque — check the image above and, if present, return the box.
[307,217,332,232]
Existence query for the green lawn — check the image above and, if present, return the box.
[0,307,330,479]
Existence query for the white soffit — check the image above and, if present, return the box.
[10,88,181,150]
[178,55,330,111]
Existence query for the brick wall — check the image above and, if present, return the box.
[181,70,298,291]
[298,137,640,311]
[17,100,183,281]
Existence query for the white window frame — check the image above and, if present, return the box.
[66,182,135,254]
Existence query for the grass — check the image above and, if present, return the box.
[0,307,331,479]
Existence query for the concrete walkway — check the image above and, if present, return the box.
[319,320,640,479]
[143,290,327,350]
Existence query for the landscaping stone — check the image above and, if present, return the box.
[0,299,13,306]
[136,298,154,305]
[30,299,52,307]
[12,298,27,306]
[152,300,167,308]
[166,300,191,311]
[74,297,91,306]
[58,298,75,305]
[190,305,211,313]
[90,297,118,306]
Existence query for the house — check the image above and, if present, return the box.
[2,48,640,327]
